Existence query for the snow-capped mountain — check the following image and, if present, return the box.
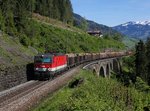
[121,21,150,26]
[113,21,150,40]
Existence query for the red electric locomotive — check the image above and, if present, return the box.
[34,53,67,79]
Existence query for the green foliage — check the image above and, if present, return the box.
[0,0,125,53]
[0,0,17,35]
[103,34,111,39]
[135,77,150,93]
[14,0,33,33]
[19,34,31,47]
[74,17,88,31]
[135,40,147,80]
[121,56,150,93]
[112,33,122,42]
[103,34,124,43]
[35,0,73,24]
[33,70,150,111]
[0,0,125,66]
[73,13,124,37]
[122,36,138,50]
[122,39,150,86]
[121,56,137,86]
[0,10,5,32]
[146,37,150,85]
[0,34,36,66]
[122,56,135,73]
[0,0,73,35]
[134,39,150,84]
[17,19,125,53]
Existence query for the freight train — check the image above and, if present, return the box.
[34,51,131,79]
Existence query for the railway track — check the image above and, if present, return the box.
[0,66,81,111]
[0,55,128,111]
[0,81,48,108]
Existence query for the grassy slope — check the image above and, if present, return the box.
[32,13,83,33]
[33,70,150,111]
[27,16,125,53]
[0,13,125,66]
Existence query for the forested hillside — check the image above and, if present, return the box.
[73,13,138,49]
[35,0,73,24]
[0,0,126,66]
[0,0,73,36]
[73,13,122,36]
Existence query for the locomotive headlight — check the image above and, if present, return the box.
[48,68,51,71]
[35,68,39,70]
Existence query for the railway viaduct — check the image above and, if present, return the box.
[83,58,122,77]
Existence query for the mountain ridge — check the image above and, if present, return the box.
[113,21,150,40]
[73,13,138,48]
[73,13,123,36]
[120,21,150,26]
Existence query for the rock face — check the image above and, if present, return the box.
[0,32,36,91]
[0,64,34,91]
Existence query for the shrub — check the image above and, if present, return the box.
[19,34,31,47]
[135,77,150,93]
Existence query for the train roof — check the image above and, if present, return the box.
[35,53,65,57]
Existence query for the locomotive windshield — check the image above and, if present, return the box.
[34,56,52,63]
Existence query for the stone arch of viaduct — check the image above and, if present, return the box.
[89,58,121,77]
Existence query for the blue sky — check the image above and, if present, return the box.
[71,0,150,26]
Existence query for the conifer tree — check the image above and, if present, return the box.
[52,0,61,19]
[47,0,54,18]
[0,9,5,32]
[1,0,17,35]
[34,0,73,24]
[14,0,35,33]
[64,0,73,24]
[135,40,147,81]
[146,37,150,85]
